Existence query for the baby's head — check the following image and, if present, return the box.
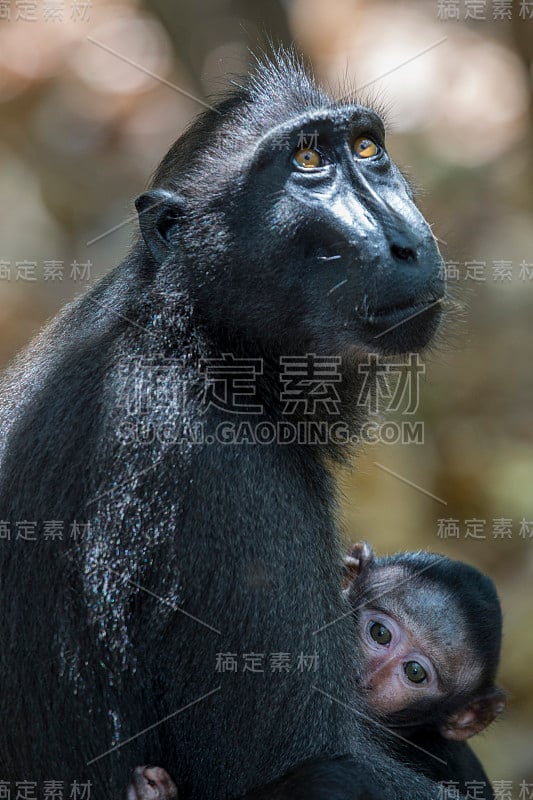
[343,542,505,740]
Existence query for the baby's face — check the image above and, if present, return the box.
[356,605,446,714]
[345,552,504,740]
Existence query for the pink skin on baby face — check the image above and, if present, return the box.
[356,607,445,714]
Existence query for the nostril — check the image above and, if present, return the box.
[391,243,417,262]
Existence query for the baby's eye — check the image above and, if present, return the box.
[404,661,427,684]
[369,622,392,645]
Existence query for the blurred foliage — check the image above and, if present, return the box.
[0,0,532,785]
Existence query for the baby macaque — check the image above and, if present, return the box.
[126,543,505,799]
[343,542,505,739]
[343,542,505,797]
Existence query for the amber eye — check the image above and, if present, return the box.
[370,622,392,645]
[293,148,322,169]
[404,661,427,684]
[353,136,379,159]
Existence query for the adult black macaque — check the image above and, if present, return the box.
[0,51,447,798]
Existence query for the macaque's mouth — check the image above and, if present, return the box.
[362,296,444,333]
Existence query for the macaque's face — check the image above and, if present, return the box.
[346,551,505,740]
[356,606,446,714]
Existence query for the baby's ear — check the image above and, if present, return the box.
[440,688,506,741]
[342,541,374,588]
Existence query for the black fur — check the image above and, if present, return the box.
[0,50,446,798]
[393,733,495,800]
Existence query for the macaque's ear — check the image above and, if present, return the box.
[135,188,186,264]
[440,688,506,741]
[342,541,374,588]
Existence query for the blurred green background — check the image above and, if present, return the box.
[0,0,532,787]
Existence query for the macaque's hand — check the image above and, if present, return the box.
[127,766,178,800]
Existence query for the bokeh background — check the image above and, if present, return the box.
[1,0,532,788]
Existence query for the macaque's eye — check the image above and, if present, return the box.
[369,622,392,645]
[292,148,324,169]
[404,661,427,684]
[353,136,379,159]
